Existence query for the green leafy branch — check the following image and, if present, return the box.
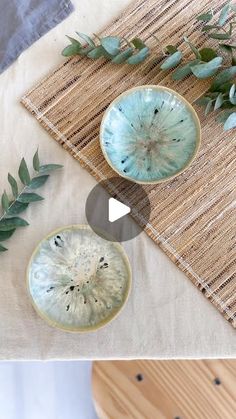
[62,32,150,65]
[62,2,236,131]
[0,150,63,253]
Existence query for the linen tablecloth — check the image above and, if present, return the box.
[1,0,236,360]
[0,0,74,73]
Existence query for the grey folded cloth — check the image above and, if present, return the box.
[0,0,74,73]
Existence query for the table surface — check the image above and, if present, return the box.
[1,0,236,360]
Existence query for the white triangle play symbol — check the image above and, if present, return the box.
[108,198,131,222]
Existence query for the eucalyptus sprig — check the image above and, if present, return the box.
[62,2,236,131]
[0,150,63,253]
[62,33,150,65]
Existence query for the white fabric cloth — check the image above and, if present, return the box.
[1,0,236,360]
[0,361,97,419]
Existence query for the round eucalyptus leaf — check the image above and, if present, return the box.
[101,36,120,55]
[160,50,182,70]
[199,47,217,62]
[126,47,149,65]
[112,48,133,64]
[87,46,106,59]
[190,57,223,79]
[224,112,236,130]
[210,67,236,90]
[172,59,200,80]
[76,32,95,48]
[62,44,81,57]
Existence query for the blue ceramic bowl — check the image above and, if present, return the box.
[100,85,201,184]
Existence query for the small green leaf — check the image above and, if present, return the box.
[229,96,236,105]
[232,56,236,65]
[126,47,149,64]
[217,109,235,122]
[197,11,213,21]
[184,36,201,59]
[224,112,236,130]
[33,149,40,172]
[18,158,30,186]
[66,36,82,47]
[62,44,82,57]
[221,43,236,50]
[29,175,49,189]
[199,47,217,62]
[0,229,15,241]
[160,50,182,70]
[131,38,146,50]
[0,244,7,252]
[229,84,236,104]
[77,46,93,56]
[210,66,236,90]
[221,101,235,109]
[218,2,231,26]
[219,43,233,53]
[205,100,213,115]
[0,217,29,231]
[1,191,9,212]
[111,48,133,64]
[87,46,106,59]
[172,60,200,80]
[7,201,29,215]
[209,32,231,40]
[101,36,120,55]
[18,193,44,203]
[8,173,18,198]
[202,24,218,31]
[76,32,95,47]
[214,93,224,110]
[190,57,223,79]
[229,83,236,98]
[195,96,211,106]
[165,45,178,54]
[39,164,63,173]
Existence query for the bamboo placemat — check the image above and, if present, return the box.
[21,0,236,328]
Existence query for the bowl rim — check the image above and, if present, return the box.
[26,224,132,333]
[99,84,202,185]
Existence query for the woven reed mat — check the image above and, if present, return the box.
[21,0,236,328]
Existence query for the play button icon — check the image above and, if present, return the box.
[108,198,131,222]
[85,177,151,242]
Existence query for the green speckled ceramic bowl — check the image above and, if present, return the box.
[100,85,201,184]
[27,225,132,332]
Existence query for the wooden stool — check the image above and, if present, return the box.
[92,360,236,419]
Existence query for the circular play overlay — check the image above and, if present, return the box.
[85,177,151,242]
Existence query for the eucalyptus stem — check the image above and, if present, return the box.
[0,150,63,253]
[0,186,26,222]
[61,2,236,131]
